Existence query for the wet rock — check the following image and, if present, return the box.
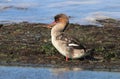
[51,60,56,64]
[0,19,120,67]
[0,24,3,28]
[96,18,120,27]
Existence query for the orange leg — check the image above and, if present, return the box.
[66,56,68,61]
[66,52,74,61]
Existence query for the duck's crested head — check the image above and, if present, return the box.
[47,14,69,28]
[54,13,69,23]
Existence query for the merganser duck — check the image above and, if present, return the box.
[48,14,88,61]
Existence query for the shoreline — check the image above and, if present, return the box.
[0,61,120,72]
[0,18,120,69]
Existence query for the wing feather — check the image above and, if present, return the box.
[56,33,86,50]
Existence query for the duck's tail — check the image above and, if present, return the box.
[84,48,99,61]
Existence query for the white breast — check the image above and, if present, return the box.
[52,37,69,57]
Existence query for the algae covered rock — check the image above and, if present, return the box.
[0,19,120,65]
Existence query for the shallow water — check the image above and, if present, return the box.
[0,66,120,79]
[0,0,120,24]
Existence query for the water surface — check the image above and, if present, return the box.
[0,0,120,24]
[0,66,120,79]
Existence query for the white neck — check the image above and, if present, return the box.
[51,23,66,37]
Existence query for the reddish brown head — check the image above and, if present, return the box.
[47,14,69,28]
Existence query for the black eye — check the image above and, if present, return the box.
[55,19,58,22]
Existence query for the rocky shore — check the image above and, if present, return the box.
[0,18,120,69]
